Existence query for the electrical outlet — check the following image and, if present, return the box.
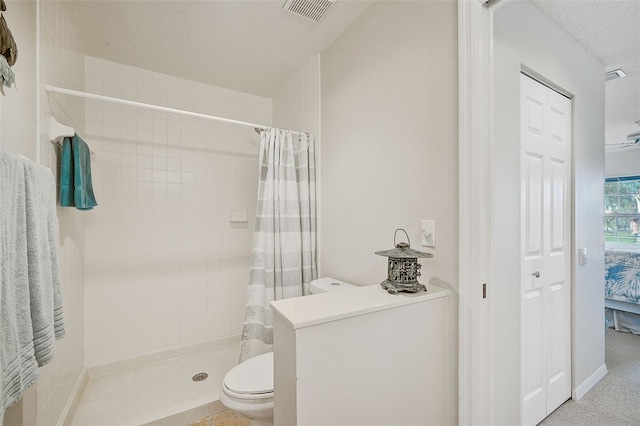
[421,220,435,247]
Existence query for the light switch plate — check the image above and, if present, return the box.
[579,247,588,265]
[421,220,435,247]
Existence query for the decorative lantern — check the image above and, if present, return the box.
[375,228,433,294]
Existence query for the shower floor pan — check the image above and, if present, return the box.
[70,339,240,426]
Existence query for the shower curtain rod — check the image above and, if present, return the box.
[45,85,306,136]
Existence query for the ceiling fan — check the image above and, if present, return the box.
[606,131,640,151]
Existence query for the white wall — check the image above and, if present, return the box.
[272,55,320,139]
[492,2,605,423]
[82,57,271,366]
[320,1,458,286]
[320,1,458,422]
[0,0,36,158]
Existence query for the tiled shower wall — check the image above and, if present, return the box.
[82,57,271,366]
[38,1,87,424]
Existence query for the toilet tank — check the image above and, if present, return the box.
[309,277,356,294]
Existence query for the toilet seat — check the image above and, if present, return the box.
[223,352,274,399]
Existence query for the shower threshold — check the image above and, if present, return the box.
[70,338,240,426]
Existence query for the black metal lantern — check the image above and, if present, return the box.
[375,228,433,294]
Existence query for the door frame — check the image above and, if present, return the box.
[459,0,608,423]
[458,0,494,423]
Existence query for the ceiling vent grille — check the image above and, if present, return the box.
[605,69,626,82]
[283,0,335,23]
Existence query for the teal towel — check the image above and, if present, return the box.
[60,134,97,210]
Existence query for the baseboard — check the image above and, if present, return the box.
[572,363,608,400]
[57,368,89,426]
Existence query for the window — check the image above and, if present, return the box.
[605,175,640,245]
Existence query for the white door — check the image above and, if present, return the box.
[520,73,572,426]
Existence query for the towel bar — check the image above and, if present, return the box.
[50,140,95,156]
[42,116,94,156]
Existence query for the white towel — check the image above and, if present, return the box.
[0,148,39,423]
[20,155,65,366]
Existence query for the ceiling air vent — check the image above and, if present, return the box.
[283,0,335,23]
[605,69,626,82]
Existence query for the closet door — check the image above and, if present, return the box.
[520,73,572,426]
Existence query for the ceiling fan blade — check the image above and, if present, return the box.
[628,131,640,142]
[606,132,640,150]
[608,142,637,146]
[606,142,639,150]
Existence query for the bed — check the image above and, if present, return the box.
[604,248,640,333]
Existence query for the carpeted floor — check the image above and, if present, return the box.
[541,329,640,425]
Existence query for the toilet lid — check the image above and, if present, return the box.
[224,351,273,396]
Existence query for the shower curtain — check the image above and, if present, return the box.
[239,128,317,362]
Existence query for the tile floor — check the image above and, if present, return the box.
[71,341,240,426]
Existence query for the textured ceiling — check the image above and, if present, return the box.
[531,0,640,150]
[61,0,373,98]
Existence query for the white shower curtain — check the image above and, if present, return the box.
[239,128,317,362]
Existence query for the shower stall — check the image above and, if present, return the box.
[77,56,266,368]
[36,1,323,423]
[56,55,269,424]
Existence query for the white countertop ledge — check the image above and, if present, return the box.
[270,283,450,330]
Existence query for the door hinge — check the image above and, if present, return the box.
[482,283,487,299]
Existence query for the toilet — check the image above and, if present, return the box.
[220,278,355,425]
[219,351,274,425]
